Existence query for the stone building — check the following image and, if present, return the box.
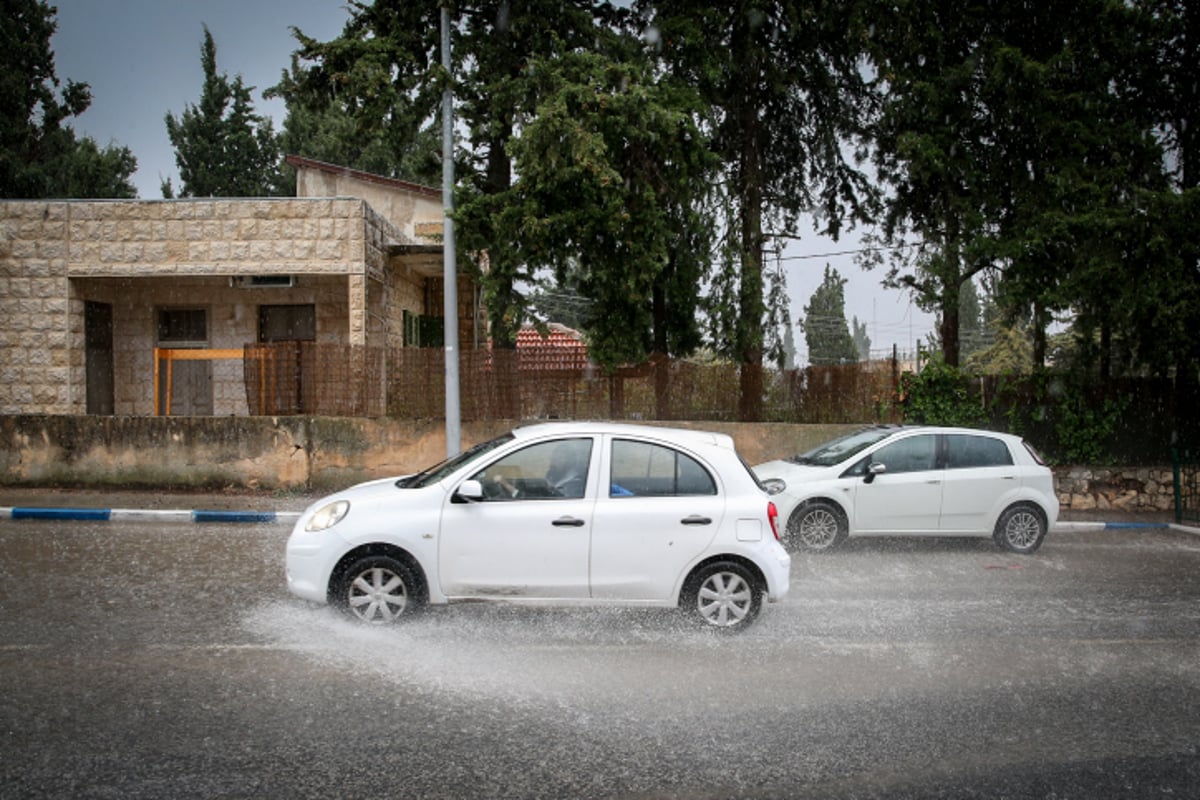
[0,157,478,417]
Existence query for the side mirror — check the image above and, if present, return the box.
[864,462,886,484]
[453,479,485,503]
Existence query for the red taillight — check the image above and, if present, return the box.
[768,501,780,541]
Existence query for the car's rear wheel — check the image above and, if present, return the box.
[332,555,422,624]
[994,504,1047,554]
[683,561,762,631]
[787,501,847,552]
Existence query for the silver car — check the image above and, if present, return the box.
[754,426,1059,554]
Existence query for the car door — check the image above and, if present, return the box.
[939,433,1018,533]
[437,437,596,599]
[588,437,725,600]
[851,433,944,533]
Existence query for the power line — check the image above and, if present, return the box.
[776,242,920,262]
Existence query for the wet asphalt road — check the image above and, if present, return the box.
[1,513,1199,799]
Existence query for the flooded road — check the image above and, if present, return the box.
[2,517,1198,798]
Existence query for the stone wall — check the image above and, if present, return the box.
[0,414,1177,515]
[1054,466,1176,514]
[0,415,858,493]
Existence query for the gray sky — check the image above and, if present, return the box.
[50,0,935,361]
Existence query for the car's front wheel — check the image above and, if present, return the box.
[683,561,762,631]
[994,504,1047,554]
[332,555,423,624]
[787,501,848,552]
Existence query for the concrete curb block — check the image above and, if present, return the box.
[0,507,301,524]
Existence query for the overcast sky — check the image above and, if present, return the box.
[49,0,935,361]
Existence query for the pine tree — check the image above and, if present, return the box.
[1,0,136,198]
[801,266,859,366]
[164,26,283,198]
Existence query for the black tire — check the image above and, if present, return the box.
[786,501,848,553]
[682,561,763,631]
[331,555,423,624]
[994,504,1047,554]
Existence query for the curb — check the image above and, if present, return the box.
[3,507,1197,536]
[0,506,301,524]
[1056,520,1200,536]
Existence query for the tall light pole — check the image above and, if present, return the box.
[441,5,461,457]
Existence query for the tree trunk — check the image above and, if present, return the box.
[734,32,765,422]
[652,285,670,419]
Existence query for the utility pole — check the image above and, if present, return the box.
[441,6,461,457]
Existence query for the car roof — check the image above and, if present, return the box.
[511,421,736,450]
[870,425,1022,442]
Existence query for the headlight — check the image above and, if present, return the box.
[762,478,786,496]
[305,500,350,532]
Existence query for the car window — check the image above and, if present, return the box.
[470,438,592,500]
[868,434,938,474]
[946,434,1013,468]
[609,439,717,497]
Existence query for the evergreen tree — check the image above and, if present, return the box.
[282,1,627,358]
[647,0,876,418]
[1,0,136,198]
[267,52,440,188]
[801,266,859,366]
[851,316,871,362]
[164,26,283,198]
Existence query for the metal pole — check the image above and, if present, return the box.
[441,6,461,457]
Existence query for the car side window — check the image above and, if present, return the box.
[609,440,717,497]
[946,434,1013,469]
[470,438,592,500]
[869,434,938,474]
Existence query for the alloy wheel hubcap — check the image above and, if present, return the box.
[697,572,751,627]
[348,567,408,623]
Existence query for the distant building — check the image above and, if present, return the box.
[0,157,479,416]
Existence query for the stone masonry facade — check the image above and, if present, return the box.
[0,198,432,416]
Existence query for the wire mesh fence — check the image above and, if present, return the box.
[242,342,901,424]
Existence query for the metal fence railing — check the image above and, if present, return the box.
[1173,447,1199,524]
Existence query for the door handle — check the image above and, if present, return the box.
[681,515,712,526]
[552,516,586,527]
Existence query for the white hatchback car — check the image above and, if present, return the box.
[754,426,1059,554]
[287,422,791,630]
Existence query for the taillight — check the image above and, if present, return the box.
[768,501,780,541]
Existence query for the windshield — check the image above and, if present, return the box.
[397,433,515,488]
[789,426,901,467]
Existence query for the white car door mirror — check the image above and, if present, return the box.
[864,462,886,484]
[454,479,485,502]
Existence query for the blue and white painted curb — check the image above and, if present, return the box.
[0,506,301,524]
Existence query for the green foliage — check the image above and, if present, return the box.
[900,359,987,427]
[801,265,859,365]
[164,27,284,197]
[851,316,871,362]
[1054,388,1130,465]
[1,0,136,198]
[650,0,877,416]
[505,48,714,369]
